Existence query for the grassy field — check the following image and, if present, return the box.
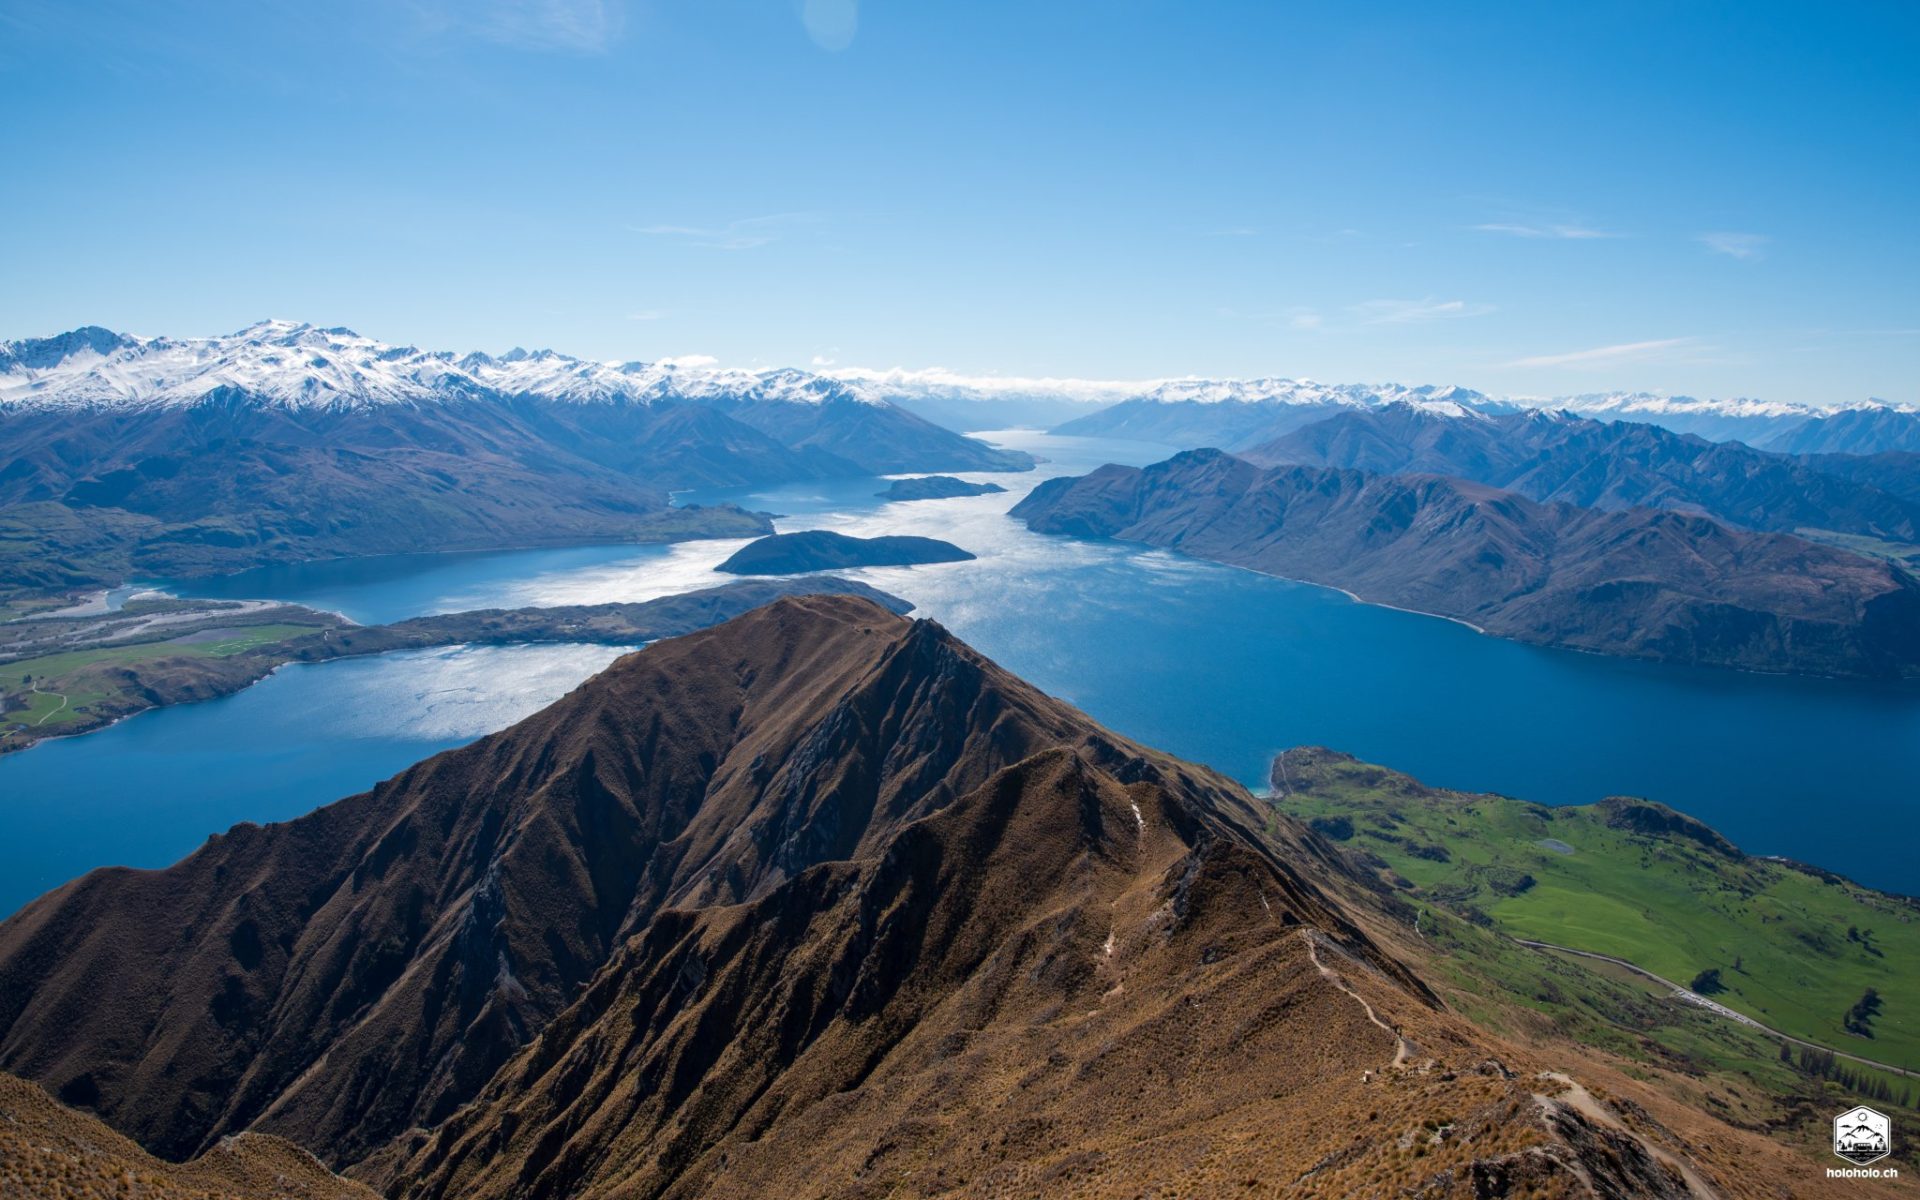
[1409,889,1920,1165]
[1272,749,1920,1073]
[1,624,323,735]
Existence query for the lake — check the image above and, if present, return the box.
[4,428,1918,914]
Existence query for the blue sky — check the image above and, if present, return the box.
[2,1,1915,404]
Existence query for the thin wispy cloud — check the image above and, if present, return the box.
[630,213,819,251]
[1352,297,1494,325]
[415,0,626,54]
[1505,337,1701,369]
[824,364,1157,403]
[801,0,859,52]
[1699,231,1768,260]
[1474,222,1622,240]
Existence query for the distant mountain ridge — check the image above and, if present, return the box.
[1050,378,1506,449]
[0,318,1032,491]
[0,320,888,413]
[818,360,1920,452]
[16,323,1909,455]
[0,322,1032,598]
[1014,449,1920,678]
[1763,404,1920,455]
[1538,391,1827,444]
[1246,402,1920,543]
[1021,374,1917,455]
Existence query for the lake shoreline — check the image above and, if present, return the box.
[6,432,1918,906]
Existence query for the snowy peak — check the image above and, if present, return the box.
[1129,377,1499,416]
[0,322,477,412]
[0,323,892,413]
[0,326,139,373]
[1541,391,1824,422]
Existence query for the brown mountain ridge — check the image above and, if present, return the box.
[0,1069,374,1200]
[0,595,1868,1197]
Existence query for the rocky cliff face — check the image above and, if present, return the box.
[1014,449,1920,678]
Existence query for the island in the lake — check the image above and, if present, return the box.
[875,475,1008,501]
[714,529,976,575]
[0,578,910,754]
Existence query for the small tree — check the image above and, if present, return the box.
[1690,968,1725,995]
[1844,988,1882,1038]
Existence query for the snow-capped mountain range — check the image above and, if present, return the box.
[1544,391,1826,422]
[836,368,1916,452]
[1530,391,1859,446]
[0,320,890,413]
[4,321,1914,453]
[1118,377,1501,416]
[0,321,1042,597]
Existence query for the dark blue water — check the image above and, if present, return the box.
[5,429,1918,915]
[0,643,631,913]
